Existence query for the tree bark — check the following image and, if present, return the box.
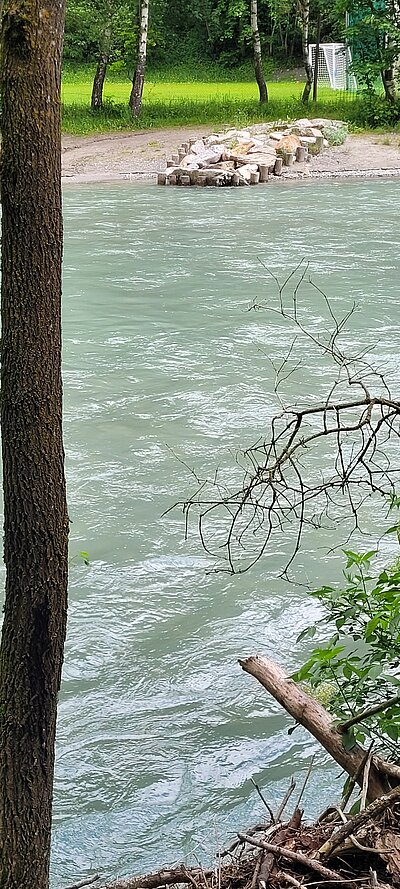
[251,0,268,104]
[129,0,149,117]
[91,26,112,111]
[239,656,390,803]
[297,0,313,103]
[312,10,321,102]
[0,0,69,886]
[381,67,397,102]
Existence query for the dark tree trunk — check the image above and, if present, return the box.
[91,48,110,110]
[312,10,321,101]
[0,0,69,886]
[251,0,268,103]
[129,0,149,117]
[91,22,112,111]
[298,0,313,103]
[382,68,397,102]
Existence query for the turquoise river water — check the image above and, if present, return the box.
[7,180,400,884]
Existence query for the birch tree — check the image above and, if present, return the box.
[297,0,313,102]
[129,0,149,116]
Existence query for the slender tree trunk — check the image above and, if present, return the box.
[298,0,313,103]
[0,0,69,885]
[91,26,112,111]
[251,0,268,103]
[129,0,149,117]
[381,67,397,102]
[312,10,321,101]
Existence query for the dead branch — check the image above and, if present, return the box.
[237,833,343,882]
[62,879,100,889]
[175,270,400,576]
[339,697,400,734]
[97,867,214,889]
[316,784,400,860]
[239,655,389,801]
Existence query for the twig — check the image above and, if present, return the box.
[220,822,275,858]
[317,784,400,860]
[361,752,373,813]
[276,871,303,888]
[339,696,400,733]
[237,833,343,882]
[294,755,316,812]
[250,778,275,822]
[251,852,263,889]
[275,779,296,822]
[62,878,100,889]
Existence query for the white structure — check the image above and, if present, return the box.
[308,43,357,91]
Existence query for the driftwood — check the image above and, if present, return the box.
[238,833,343,882]
[96,867,214,889]
[316,785,400,859]
[239,655,392,802]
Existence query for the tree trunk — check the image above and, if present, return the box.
[297,0,313,103]
[251,0,268,103]
[312,10,321,101]
[382,67,397,102]
[91,27,112,111]
[0,0,69,885]
[239,655,390,803]
[129,0,149,117]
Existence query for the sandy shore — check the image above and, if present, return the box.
[61,126,400,185]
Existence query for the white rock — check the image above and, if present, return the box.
[238,163,259,182]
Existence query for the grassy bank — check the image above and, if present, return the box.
[61,67,398,134]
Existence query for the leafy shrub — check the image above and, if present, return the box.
[294,545,400,759]
[324,123,349,146]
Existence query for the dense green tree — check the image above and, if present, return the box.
[0,0,68,888]
[343,0,400,100]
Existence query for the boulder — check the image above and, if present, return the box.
[276,134,301,155]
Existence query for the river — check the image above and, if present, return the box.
[28,179,400,883]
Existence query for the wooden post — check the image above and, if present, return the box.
[157,173,166,185]
[259,164,269,182]
[284,151,294,166]
[296,146,306,163]
[250,171,260,184]
[315,135,324,153]
[168,174,177,186]
[274,157,283,175]
[232,172,240,186]
[180,174,190,186]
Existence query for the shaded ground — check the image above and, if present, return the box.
[61,128,400,185]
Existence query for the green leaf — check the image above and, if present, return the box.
[342,731,357,751]
[296,626,317,643]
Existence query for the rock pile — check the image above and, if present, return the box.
[158,118,347,187]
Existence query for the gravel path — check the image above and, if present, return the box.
[61,128,400,185]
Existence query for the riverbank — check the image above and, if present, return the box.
[61,127,400,185]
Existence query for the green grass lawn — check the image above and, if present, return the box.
[60,69,366,134]
[61,77,338,106]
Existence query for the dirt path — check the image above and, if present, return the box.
[61,127,400,185]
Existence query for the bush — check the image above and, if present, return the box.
[294,543,400,760]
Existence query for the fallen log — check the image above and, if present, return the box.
[239,655,390,802]
[96,866,214,889]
